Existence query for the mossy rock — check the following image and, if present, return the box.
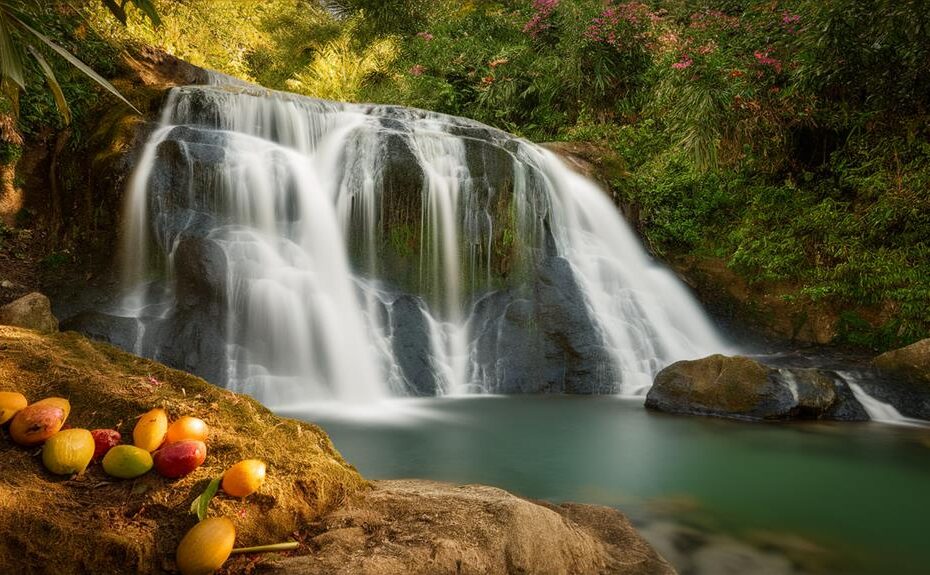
[0,326,365,574]
[873,338,930,388]
[645,354,868,422]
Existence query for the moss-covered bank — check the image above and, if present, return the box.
[0,325,364,573]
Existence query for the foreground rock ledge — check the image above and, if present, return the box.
[261,479,675,575]
[0,326,674,574]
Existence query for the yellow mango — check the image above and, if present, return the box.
[222,459,267,498]
[0,391,28,425]
[42,429,95,475]
[133,408,168,452]
[176,517,236,575]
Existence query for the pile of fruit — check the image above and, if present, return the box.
[1,391,272,574]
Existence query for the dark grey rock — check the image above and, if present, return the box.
[173,236,228,308]
[60,311,140,351]
[469,256,615,394]
[389,295,437,397]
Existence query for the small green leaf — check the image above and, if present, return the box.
[190,477,221,521]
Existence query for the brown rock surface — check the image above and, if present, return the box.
[874,338,930,387]
[260,479,676,575]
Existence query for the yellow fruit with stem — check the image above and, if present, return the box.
[176,517,236,575]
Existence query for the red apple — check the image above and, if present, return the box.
[91,429,121,460]
[153,440,207,479]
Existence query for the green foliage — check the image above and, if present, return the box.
[285,22,398,102]
[4,0,927,348]
[0,1,148,126]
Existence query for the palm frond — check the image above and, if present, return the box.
[0,10,25,89]
[12,15,142,115]
[27,45,70,125]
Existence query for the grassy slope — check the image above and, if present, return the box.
[0,326,365,573]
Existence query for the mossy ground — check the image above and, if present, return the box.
[0,326,366,574]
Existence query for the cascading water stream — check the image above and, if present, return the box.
[119,81,730,406]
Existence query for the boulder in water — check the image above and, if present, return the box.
[0,292,58,333]
[645,354,868,421]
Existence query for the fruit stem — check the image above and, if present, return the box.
[230,541,300,555]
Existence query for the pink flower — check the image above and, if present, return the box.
[417,32,434,41]
[754,51,782,73]
[781,12,801,33]
[409,64,426,76]
[524,0,560,38]
[672,54,693,69]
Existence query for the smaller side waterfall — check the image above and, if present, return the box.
[848,382,907,423]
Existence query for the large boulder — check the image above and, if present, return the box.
[873,339,930,388]
[260,480,676,575]
[0,292,58,333]
[645,354,868,421]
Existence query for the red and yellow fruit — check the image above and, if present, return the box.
[0,391,27,425]
[42,428,95,475]
[9,397,70,446]
[166,416,209,444]
[90,429,121,460]
[222,459,266,497]
[102,444,154,479]
[176,516,236,575]
[133,408,168,452]
[154,440,207,478]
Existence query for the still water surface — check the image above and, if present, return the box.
[283,396,930,574]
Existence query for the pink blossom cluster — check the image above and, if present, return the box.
[523,0,559,38]
[584,2,655,49]
[781,11,801,33]
[417,32,434,41]
[753,51,782,73]
[409,64,426,76]
[671,53,693,69]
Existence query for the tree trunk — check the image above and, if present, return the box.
[0,162,21,227]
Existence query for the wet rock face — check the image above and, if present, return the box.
[388,295,437,397]
[645,354,868,421]
[470,256,616,394]
[0,292,58,334]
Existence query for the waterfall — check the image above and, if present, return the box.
[118,82,727,406]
